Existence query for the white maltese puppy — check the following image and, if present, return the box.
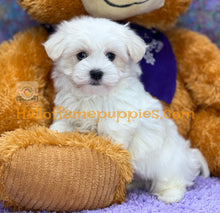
[44,16,209,203]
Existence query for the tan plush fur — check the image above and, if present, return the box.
[190,108,220,176]
[162,74,195,139]
[0,0,220,211]
[0,27,53,134]
[18,0,87,24]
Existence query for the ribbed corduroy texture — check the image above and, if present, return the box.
[3,145,118,211]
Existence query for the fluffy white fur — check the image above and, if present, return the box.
[44,16,209,203]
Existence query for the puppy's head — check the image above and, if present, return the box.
[43,16,147,95]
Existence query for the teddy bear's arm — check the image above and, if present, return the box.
[165,28,220,108]
[0,26,53,134]
[165,28,220,176]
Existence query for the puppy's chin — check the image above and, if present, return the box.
[79,85,112,95]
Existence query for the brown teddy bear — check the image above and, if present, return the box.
[0,0,219,212]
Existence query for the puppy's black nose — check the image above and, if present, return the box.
[90,70,103,80]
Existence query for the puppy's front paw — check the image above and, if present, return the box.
[157,187,186,203]
[49,121,74,133]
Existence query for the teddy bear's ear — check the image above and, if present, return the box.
[43,31,66,61]
[123,25,147,63]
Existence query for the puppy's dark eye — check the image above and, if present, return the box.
[106,52,115,61]
[77,52,87,60]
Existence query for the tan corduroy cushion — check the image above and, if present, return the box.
[0,127,133,212]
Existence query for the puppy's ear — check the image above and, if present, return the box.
[43,31,65,61]
[123,26,147,63]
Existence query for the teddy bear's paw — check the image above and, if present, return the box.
[1,143,125,211]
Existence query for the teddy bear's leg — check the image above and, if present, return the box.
[162,74,195,139]
[0,27,53,134]
[190,107,220,176]
[0,127,133,211]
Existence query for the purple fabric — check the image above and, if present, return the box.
[1,177,220,213]
[0,0,37,43]
[130,24,177,104]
